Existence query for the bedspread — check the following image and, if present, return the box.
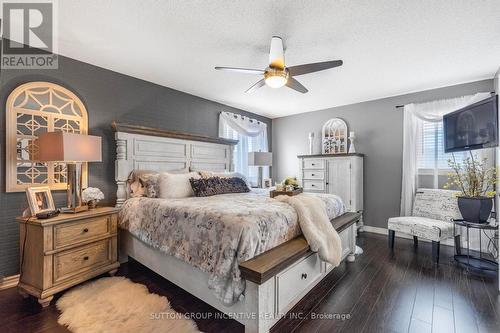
[119,189,344,305]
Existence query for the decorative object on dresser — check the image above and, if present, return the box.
[308,132,315,154]
[248,151,273,188]
[321,118,348,154]
[298,153,364,231]
[348,131,356,153]
[25,186,56,216]
[6,82,89,193]
[387,189,462,263]
[37,132,102,213]
[82,187,105,209]
[17,207,120,307]
[270,188,303,198]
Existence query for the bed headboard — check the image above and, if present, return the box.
[113,122,237,207]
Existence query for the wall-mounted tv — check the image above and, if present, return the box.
[444,95,498,153]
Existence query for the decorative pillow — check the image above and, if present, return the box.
[128,170,160,198]
[197,170,251,188]
[190,176,250,197]
[158,172,201,198]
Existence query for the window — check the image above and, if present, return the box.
[416,121,466,189]
[219,112,269,186]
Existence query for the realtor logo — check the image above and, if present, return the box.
[1,0,58,69]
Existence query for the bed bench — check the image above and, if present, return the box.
[240,212,361,284]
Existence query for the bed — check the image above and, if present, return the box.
[113,122,358,333]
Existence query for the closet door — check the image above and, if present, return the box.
[327,158,352,211]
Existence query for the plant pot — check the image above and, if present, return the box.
[457,196,493,223]
[87,200,97,210]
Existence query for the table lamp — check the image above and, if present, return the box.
[37,132,102,213]
[248,151,272,188]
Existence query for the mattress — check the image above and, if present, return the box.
[119,189,344,305]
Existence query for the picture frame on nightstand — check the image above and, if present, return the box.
[25,186,55,216]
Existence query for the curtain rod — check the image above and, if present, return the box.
[395,91,496,109]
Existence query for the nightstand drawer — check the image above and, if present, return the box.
[303,159,325,169]
[54,216,114,248]
[303,180,325,191]
[54,239,112,283]
[303,170,325,180]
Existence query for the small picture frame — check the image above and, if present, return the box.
[263,178,272,188]
[26,186,55,216]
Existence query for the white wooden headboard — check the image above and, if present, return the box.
[113,123,237,207]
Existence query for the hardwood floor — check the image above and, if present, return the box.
[0,233,498,333]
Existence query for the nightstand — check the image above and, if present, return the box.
[17,207,120,307]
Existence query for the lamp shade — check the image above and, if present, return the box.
[37,132,102,162]
[248,151,272,166]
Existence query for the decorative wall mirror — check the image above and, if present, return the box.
[6,82,88,192]
[322,118,348,154]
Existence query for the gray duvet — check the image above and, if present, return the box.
[119,189,344,305]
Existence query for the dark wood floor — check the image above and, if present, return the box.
[1,233,498,333]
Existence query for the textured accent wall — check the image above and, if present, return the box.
[0,54,272,276]
[272,79,494,230]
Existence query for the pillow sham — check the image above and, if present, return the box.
[128,170,160,198]
[158,172,201,198]
[190,176,250,197]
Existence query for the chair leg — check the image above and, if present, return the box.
[432,241,440,264]
[454,234,461,256]
[413,236,418,248]
[388,230,395,250]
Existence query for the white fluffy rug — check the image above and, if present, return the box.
[57,277,200,333]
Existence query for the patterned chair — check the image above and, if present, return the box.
[388,189,462,263]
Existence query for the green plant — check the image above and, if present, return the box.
[444,152,496,198]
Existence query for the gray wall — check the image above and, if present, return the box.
[0,54,271,276]
[272,79,494,229]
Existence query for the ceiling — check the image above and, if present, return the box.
[37,1,500,117]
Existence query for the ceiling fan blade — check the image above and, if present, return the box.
[215,67,265,75]
[245,79,266,93]
[286,77,308,93]
[288,60,343,76]
[269,36,285,69]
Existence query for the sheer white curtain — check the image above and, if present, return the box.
[400,92,492,215]
[219,112,269,185]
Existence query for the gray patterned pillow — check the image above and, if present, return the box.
[189,176,250,197]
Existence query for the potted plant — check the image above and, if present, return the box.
[445,154,496,223]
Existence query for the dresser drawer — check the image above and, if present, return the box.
[303,180,325,191]
[277,253,322,312]
[303,170,325,180]
[303,159,325,169]
[54,239,113,283]
[54,215,116,248]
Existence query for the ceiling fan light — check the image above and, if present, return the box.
[265,75,287,88]
[264,68,289,88]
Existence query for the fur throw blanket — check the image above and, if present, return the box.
[275,193,342,266]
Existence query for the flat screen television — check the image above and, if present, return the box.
[443,95,498,153]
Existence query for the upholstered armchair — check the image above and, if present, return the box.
[388,189,462,263]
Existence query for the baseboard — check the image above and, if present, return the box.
[0,274,19,290]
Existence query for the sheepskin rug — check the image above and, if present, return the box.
[57,277,199,333]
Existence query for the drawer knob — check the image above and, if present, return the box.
[311,184,315,187]
[311,163,315,166]
[83,228,89,233]
[83,256,89,261]
[311,174,315,176]
[301,273,308,280]
[326,182,329,185]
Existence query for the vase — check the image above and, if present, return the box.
[87,199,97,210]
[457,197,493,223]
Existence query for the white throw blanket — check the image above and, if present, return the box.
[275,193,343,267]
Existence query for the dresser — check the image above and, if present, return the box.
[298,153,364,230]
[17,207,120,307]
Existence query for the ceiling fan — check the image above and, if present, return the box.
[215,36,343,94]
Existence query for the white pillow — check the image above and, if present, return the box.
[158,172,200,198]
